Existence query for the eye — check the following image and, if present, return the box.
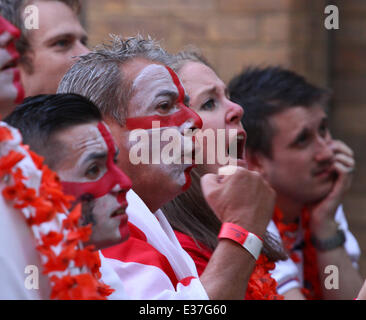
[319,122,328,137]
[201,99,216,111]
[293,131,310,148]
[85,163,101,180]
[156,101,172,114]
[52,38,71,49]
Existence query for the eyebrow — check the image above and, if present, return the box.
[195,85,217,101]
[82,151,107,164]
[44,32,88,46]
[156,90,178,99]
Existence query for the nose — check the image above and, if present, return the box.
[75,41,90,56]
[113,165,133,192]
[225,100,244,125]
[314,136,333,163]
[183,104,203,130]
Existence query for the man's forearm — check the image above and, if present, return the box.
[199,239,256,300]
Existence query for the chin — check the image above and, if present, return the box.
[304,185,333,205]
[119,224,130,242]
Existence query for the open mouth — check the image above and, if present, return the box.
[110,207,126,218]
[228,132,246,160]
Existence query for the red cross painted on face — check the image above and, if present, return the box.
[125,65,202,131]
[0,16,24,104]
[61,122,132,205]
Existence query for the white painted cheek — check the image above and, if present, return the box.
[0,69,17,102]
[89,195,122,244]
[0,46,12,67]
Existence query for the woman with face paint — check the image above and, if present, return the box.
[161,50,288,300]
[0,15,24,116]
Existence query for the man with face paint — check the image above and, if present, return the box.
[58,36,276,300]
[5,94,133,299]
[0,15,24,115]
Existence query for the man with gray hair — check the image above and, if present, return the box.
[58,35,276,299]
[0,0,89,99]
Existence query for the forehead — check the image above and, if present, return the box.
[130,62,177,92]
[125,61,180,116]
[54,122,107,161]
[178,61,224,96]
[26,1,85,44]
[270,105,327,140]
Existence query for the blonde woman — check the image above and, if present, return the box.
[162,50,287,300]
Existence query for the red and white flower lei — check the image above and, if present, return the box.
[245,253,284,300]
[0,123,113,300]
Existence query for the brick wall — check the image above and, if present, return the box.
[85,0,366,277]
[85,0,328,83]
[330,0,366,276]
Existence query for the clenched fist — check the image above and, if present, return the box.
[200,166,276,237]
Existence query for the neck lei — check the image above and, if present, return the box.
[245,253,284,300]
[0,124,113,300]
[273,206,322,299]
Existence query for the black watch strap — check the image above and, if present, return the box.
[311,229,346,252]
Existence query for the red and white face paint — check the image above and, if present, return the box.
[0,16,24,109]
[59,122,132,249]
[125,64,202,191]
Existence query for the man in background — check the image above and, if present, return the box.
[229,66,362,299]
[0,0,89,101]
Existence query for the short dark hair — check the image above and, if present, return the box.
[0,0,81,71]
[4,93,101,168]
[228,66,331,158]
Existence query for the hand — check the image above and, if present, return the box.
[200,166,276,237]
[310,140,354,237]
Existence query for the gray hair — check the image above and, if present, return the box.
[57,34,174,124]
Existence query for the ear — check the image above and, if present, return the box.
[245,149,266,176]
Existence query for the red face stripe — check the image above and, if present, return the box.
[61,122,132,204]
[0,16,25,104]
[165,66,185,105]
[0,16,21,38]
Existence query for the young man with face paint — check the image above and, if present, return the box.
[0,0,89,102]
[58,35,276,299]
[5,94,133,250]
[5,94,133,299]
[229,66,363,300]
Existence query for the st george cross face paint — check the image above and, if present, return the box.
[0,16,25,109]
[57,122,132,249]
[125,64,202,191]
